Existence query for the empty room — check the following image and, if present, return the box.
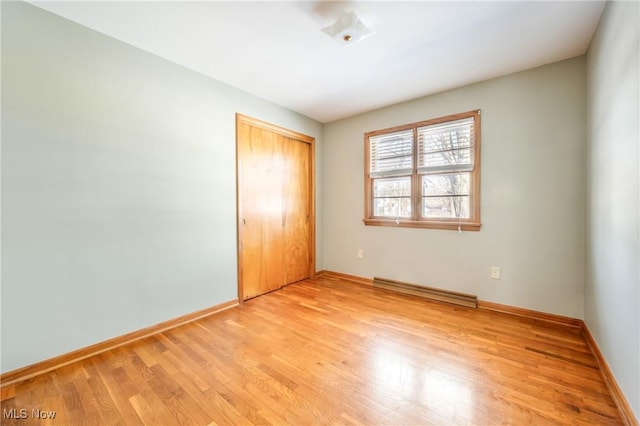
[1,0,638,425]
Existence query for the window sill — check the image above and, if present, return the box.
[363,218,481,231]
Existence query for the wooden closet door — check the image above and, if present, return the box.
[237,114,315,301]
[238,122,285,300]
[283,137,311,284]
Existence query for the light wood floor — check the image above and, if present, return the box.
[1,276,622,425]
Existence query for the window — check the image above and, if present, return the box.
[364,110,481,231]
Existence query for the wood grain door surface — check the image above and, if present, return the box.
[237,115,314,300]
[282,136,310,285]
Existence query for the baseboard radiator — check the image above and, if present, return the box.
[373,277,478,308]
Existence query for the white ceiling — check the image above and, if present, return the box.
[31,1,606,123]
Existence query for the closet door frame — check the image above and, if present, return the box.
[236,113,316,302]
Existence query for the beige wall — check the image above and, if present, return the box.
[323,57,586,318]
[586,0,640,416]
[1,1,323,373]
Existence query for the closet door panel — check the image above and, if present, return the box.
[239,124,284,299]
[283,137,311,284]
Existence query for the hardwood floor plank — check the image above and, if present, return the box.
[3,277,625,425]
[90,360,145,425]
[152,349,252,425]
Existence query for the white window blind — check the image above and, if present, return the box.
[417,117,475,174]
[369,130,414,177]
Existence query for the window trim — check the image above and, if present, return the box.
[364,110,481,231]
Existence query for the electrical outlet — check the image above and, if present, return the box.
[357,249,363,259]
[491,266,501,280]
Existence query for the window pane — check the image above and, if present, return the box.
[373,177,411,217]
[422,173,470,219]
[374,177,411,197]
[374,197,412,218]
[422,196,470,219]
[422,173,470,196]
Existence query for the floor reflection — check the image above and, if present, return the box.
[368,337,475,423]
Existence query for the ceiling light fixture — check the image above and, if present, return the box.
[321,11,374,47]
